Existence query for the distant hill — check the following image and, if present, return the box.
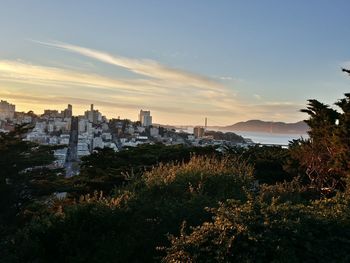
[204,130,246,143]
[218,120,308,134]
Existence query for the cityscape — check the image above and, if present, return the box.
[0,99,251,176]
[1,1,350,262]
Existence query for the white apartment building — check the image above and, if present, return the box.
[101,132,112,141]
[139,110,152,127]
[59,134,70,145]
[93,136,104,149]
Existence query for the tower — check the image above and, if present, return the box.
[63,104,73,118]
[139,110,152,127]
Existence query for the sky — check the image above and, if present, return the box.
[0,0,349,125]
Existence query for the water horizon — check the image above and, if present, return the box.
[234,131,308,145]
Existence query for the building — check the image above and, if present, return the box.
[14,112,32,124]
[93,136,104,149]
[62,104,72,119]
[150,127,159,137]
[84,104,102,124]
[139,110,152,127]
[101,132,112,141]
[42,110,61,119]
[193,126,205,138]
[0,100,15,120]
[78,119,88,133]
[54,148,68,168]
[59,134,70,145]
[77,134,91,157]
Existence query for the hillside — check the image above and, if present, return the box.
[219,120,308,134]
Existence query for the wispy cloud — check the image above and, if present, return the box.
[0,60,169,94]
[212,75,245,83]
[254,94,262,100]
[218,76,234,81]
[0,58,240,123]
[34,40,224,91]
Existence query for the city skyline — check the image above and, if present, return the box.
[0,1,350,125]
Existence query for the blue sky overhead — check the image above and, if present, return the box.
[0,0,349,125]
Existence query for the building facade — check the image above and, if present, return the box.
[84,104,102,124]
[0,100,15,120]
[139,110,152,127]
[193,126,205,138]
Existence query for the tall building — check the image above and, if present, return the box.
[84,104,102,124]
[139,110,152,127]
[62,104,72,118]
[0,100,15,120]
[78,119,87,133]
[193,126,205,138]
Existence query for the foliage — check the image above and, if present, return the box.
[204,130,245,143]
[0,125,65,229]
[2,94,350,262]
[259,178,320,204]
[75,144,218,194]
[4,156,254,262]
[289,94,350,191]
[226,145,293,184]
[164,192,350,263]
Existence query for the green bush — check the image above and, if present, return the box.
[4,155,254,262]
[164,193,350,263]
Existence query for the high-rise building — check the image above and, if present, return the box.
[78,119,87,133]
[0,100,15,120]
[139,110,152,127]
[84,104,102,124]
[62,104,73,118]
[193,126,205,138]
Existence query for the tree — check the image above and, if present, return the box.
[225,145,293,184]
[289,96,350,191]
[333,94,350,177]
[0,125,65,228]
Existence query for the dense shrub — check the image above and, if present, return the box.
[164,193,350,263]
[226,145,293,184]
[4,156,254,262]
[74,144,218,194]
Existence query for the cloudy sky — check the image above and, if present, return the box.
[0,0,349,125]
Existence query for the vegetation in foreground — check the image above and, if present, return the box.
[1,94,350,262]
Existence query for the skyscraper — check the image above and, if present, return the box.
[193,126,205,138]
[63,104,72,118]
[139,110,152,127]
[84,104,102,124]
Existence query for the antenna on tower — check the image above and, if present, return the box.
[205,117,207,129]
